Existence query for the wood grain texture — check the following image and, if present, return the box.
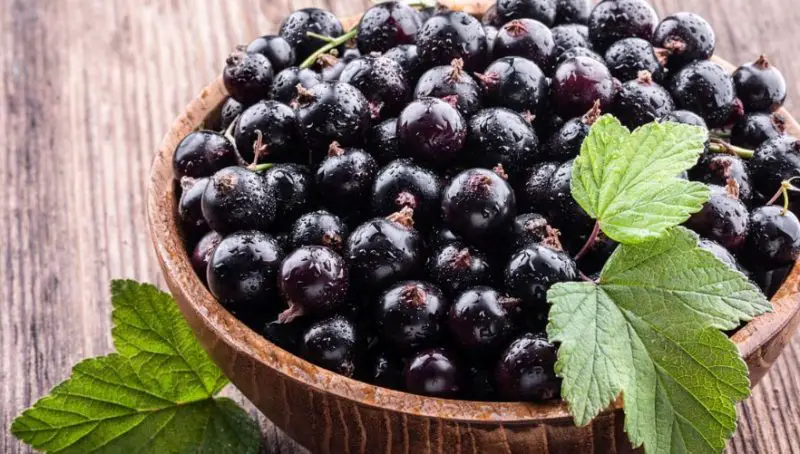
[1,0,799,453]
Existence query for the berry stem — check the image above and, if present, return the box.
[708,138,754,159]
[251,163,274,172]
[300,28,358,69]
[709,129,731,139]
[766,177,800,215]
[574,221,600,262]
[306,31,336,43]
[403,0,438,8]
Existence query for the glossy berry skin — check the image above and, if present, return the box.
[405,348,461,397]
[494,19,556,73]
[263,164,312,225]
[207,230,284,309]
[442,168,517,243]
[300,315,357,377]
[652,12,715,68]
[201,166,275,234]
[750,136,800,198]
[218,98,243,132]
[430,226,462,250]
[377,281,448,353]
[689,154,753,204]
[427,243,492,297]
[383,44,424,81]
[604,37,664,82]
[506,213,552,252]
[371,160,443,229]
[556,46,604,66]
[504,243,578,312]
[295,82,371,157]
[179,177,210,237]
[173,130,238,179]
[546,107,597,162]
[588,0,659,52]
[448,286,519,350]
[520,161,559,212]
[479,56,550,115]
[356,1,422,54]
[245,35,296,72]
[698,238,747,274]
[190,231,222,281]
[269,66,322,104]
[496,0,557,27]
[752,265,792,299]
[685,184,749,251]
[670,60,737,128]
[279,8,343,61]
[317,55,348,82]
[466,108,541,179]
[554,0,591,25]
[551,24,590,60]
[552,56,617,119]
[316,145,379,216]
[494,333,560,401]
[234,100,302,163]
[733,56,788,112]
[414,60,483,118]
[397,97,467,169]
[366,118,401,165]
[345,212,423,289]
[279,246,349,320]
[485,25,499,55]
[417,11,488,72]
[731,112,786,150]
[662,109,707,128]
[340,56,410,119]
[222,51,274,105]
[611,73,675,128]
[745,206,800,268]
[289,210,349,253]
[262,318,308,354]
[545,160,593,232]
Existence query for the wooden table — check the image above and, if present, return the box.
[2,1,799,452]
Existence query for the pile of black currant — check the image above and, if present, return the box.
[173,0,800,402]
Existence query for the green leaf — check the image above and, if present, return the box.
[11,281,259,454]
[547,227,771,454]
[571,116,710,244]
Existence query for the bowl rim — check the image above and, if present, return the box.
[147,58,800,424]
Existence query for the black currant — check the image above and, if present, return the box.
[414,58,483,118]
[222,50,274,105]
[545,159,593,232]
[295,81,371,157]
[477,56,550,115]
[405,348,461,397]
[483,4,501,26]
[218,98,243,132]
[356,1,423,54]
[505,212,557,253]
[397,97,467,168]
[494,332,560,401]
[279,8,344,61]
[362,348,404,389]
[485,25,499,56]
[442,167,517,243]
[278,246,349,322]
[383,44,424,81]
[556,46,604,65]
[689,154,753,204]
[366,118,401,165]
[551,24,590,60]
[190,231,221,282]
[496,0,557,27]
[201,166,275,233]
[289,210,349,253]
[494,19,556,73]
[234,100,303,163]
[417,11,489,71]
[750,136,800,198]
[731,112,787,150]
[733,55,788,112]
[262,318,309,354]
[685,182,749,251]
[315,54,348,82]
[340,55,411,118]
[612,71,675,128]
[652,12,715,68]
[173,130,238,179]
[745,205,800,268]
[504,242,578,313]
[269,66,322,104]
[376,281,448,353]
[371,159,443,229]
[246,35,296,72]
[554,0,591,25]
[552,56,617,119]
[588,0,659,52]
[466,108,541,180]
[316,142,379,216]
[179,177,210,238]
[300,315,358,377]
[447,286,520,351]
[604,37,665,82]
[752,265,792,299]
[430,226,462,249]
[519,161,560,212]
[546,101,601,162]
[426,243,493,297]
[662,109,707,128]
[263,164,312,225]
[670,60,737,128]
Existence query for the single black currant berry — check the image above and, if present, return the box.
[279,8,344,61]
[366,118,401,165]
[383,44,424,81]
[604,37,665,82]
[466,108,541,180]
[222,50,274,105]
[545,159,593,232]
[698,238,747,274]
[556,46,604,66]
[234,100,303,163]
[245,35,296,72]
[547,101,601,162]
[190,231,222,282]
[346,207,424,290]
[289,210,349,253]
[262,318,309,354]
[414,58,483,118]
[278,246,349,322]
[377,281,448,353]
[533,113,566,144]
[506,212,556,253]
[493,19,556,73]
[551,24,590,60]
[662,109,707,128]
[504,242,578,312]
[405,348,461,397]
[519,161,559,212]
[612,71,675,128]
[733,55,788,112]
[689,154,753,204]
[315,142,379,216]
[652,12,715,69]
[417,11,489,71]
[496,0,557,27]
[554,0,591,25]
[426,243,493,297]
[371,159,443,229]
[173,130,238,179]
[207,230,284,309]
[731,112,787,150]
[750,136,800,197]
[442,167,517,242]
[300,315,358,377]
[356,1,423,54]
[201,166,275,234]
[494,332,560,401]
[263,164,312,225]
[218,98,243,132]
[340,55,411,119]
[685,182,749,251]
[670,60,737,128]
[477,56,550,115]
[485,25,499,55]
[448,286,520,351]
[269,66,322,104]
[179,177,210,238]
[397,97,467,168]
[552,56,617,119]
[745,205,800,268]
[295,81,372,157]
[588,0,659,53]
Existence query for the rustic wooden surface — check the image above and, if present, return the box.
[2,0,800,453]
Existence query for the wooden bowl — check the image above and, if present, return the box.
[147,10,800,454]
